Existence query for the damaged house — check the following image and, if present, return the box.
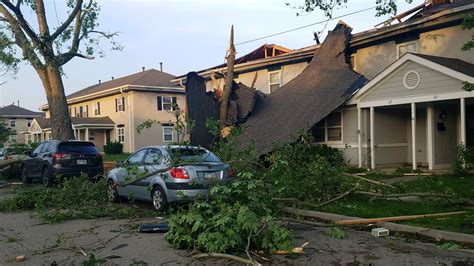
[185,0,474,171]
[238,0,474,170]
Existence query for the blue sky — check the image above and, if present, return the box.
[0,0,418,111]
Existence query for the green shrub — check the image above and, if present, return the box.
[104,141,123,154]
[453,144,474,175]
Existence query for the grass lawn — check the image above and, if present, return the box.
[318,173,474,234]
[103,153,130,162]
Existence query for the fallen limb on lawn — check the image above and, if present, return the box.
[193,253,261,266]
[353,191,474,206]
[335,211,467,225]
[282,207,474,244]
[273,184,359,209]
[342,173,396,189]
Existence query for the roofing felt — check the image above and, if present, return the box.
[237,22,367,156]
[66,69,177,100]
[0,104,44,117]
[35,116,115,129]
[413,53,474,77]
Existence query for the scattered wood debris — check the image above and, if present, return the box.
[335,211,467,225]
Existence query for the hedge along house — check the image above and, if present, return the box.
[29,68,186,152]
[237,1,474,171]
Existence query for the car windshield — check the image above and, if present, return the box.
[58,142,98,154]
[169,148,221,163]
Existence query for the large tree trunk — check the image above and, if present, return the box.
[220,25,236,131]
[40,63,75,141]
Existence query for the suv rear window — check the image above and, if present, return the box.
[170,148,221,163]
[58,142,98,154]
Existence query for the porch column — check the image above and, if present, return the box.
[370,107,375,170]
[460,98,466,145]
[76,129,81,141]
[426,104,434,171]
[85,128,89,141]
[411,102,417,171]
[357,107,363,168]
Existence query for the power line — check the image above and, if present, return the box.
[235,6,376,46]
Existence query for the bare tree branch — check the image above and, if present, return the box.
[50,0,84,40]
[33,0,50,38]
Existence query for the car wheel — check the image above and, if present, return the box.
[42,166,53,187]
[21,165,31,184]
[107,180,119,203]
[151,186,168,212]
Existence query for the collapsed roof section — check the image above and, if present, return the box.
[237,22,367,156]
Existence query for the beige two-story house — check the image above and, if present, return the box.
[0,103,44,146]
[28,68,186,153]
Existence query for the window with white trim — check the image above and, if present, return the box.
[9,119,15,128]
[117,127,125,143]
[116,97,125,112]
[162,96,173,111]
[94,102,100,115]
[82,105,88,117]
[75,106,80,117]
[27,119,32,128]
[269,71,281,93]
[9,134,17,143]
[311,112,342,142]
[163,126,173,142]
[397,41,417,58]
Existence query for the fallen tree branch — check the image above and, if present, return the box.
[335,211,468,225]
[342,173,396,189]
[353,191,474,206]
[273,184,359,209]
[193,253,261,266]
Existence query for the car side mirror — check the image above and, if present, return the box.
[29,152,37,158]
[116,160,123,167]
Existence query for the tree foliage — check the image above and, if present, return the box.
[0,0,121,140]
[461,14,474,51]
[0,118,12,145]
[288,0,413,17]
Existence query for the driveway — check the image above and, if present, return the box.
[1,211,474,265]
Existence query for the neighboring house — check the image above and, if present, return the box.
[237,0,474,171]
[0,104,44,146]
[173,43,318,94]
[28,68,185,153]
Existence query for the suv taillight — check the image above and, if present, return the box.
[52,153,68,161]
[170,167,190,179]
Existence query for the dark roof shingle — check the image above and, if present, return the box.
[67,69,177,100]
[413,53,474,77]
[35,116,115,129]
[237,22,367,155]
[0,104,44,117]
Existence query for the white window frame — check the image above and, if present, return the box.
[268,70,281,93]
[397,40,418,59]
[163,126,173,142]
[314,112,343,143]
[117,127,125,143]
[94,102,100,115]
[9,119,15,128]
[9,134,17,143]
[75,106,80,117]
[117,97,124,112]
[82,105,88,117]
[27,119,32,128]
[162,96,173,111]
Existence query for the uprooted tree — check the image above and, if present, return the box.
[0,0,121,140]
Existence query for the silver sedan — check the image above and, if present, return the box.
[107,146,233,212]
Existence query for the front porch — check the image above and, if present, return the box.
[351,53,474,171]
[357,98,473,170]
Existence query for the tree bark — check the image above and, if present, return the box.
[219,25,236,131]
[39,63,75,141]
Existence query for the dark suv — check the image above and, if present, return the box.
[21,140,104,186]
